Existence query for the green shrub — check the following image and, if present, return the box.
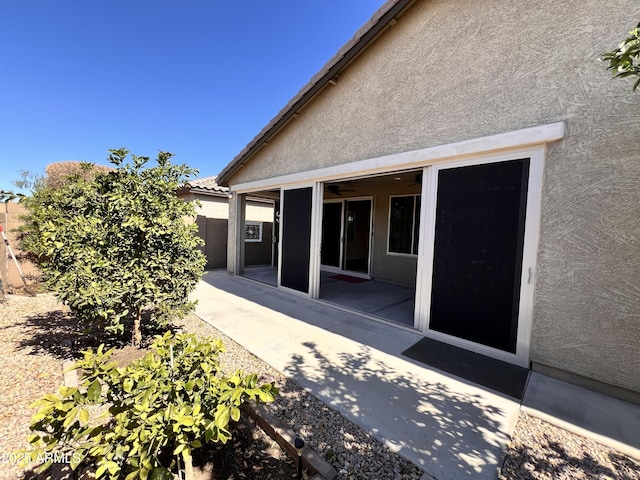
[28,332,278,480]
[19,149,206,346]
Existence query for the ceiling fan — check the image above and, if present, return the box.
[326,184,356,196]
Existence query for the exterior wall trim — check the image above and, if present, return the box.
[230,122,565,193]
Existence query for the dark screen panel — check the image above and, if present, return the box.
[430,159,529,353]
[281,188,312,293]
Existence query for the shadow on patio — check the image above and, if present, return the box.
[195,270,519,480]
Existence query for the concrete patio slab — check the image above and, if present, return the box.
[523,372,640,459]
[192,271,519,480]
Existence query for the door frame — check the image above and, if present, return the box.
[320,196,374,279]
[415,146,545,367]
[277,183,320,297]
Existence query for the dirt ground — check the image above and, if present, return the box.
[0,292,298,480]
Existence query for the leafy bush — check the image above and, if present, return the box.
[28,332,279,480]
[19,149,206,345]
[602,21,640,90]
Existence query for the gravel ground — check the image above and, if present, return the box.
[2,293,640,480]
[0,294,67,480]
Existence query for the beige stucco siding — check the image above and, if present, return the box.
[179,193,273,222]
[246,201,274,223]
[179,193,229,219]
[227,1,640,391]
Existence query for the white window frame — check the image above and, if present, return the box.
[387,193,421,257]
[276,183,321,299]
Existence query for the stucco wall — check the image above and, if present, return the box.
[245,200,275,223]
[179,192,273,223]
[178,193,229,219]
[227,1,640,391]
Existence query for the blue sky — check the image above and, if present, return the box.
[0,1,386,192]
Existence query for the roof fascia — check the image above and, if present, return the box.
[179,187,230,198]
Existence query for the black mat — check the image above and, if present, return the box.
[402,337,529,400]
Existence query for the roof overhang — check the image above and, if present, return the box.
[176,186,230,198]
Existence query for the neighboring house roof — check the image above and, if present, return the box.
[217,0,415,186]
[178,176,230,197]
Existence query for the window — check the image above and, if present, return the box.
[388,195,420,255]
[244,221,263,242]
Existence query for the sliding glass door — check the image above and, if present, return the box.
[320,198,372,276]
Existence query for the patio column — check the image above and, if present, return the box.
[227,192,246,275]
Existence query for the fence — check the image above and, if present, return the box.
[0,202,40,292]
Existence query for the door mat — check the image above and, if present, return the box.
[329,274,369,284]
[402,337,529,400]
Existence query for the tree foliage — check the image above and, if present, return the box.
[44,161,112,189]
[20,148,206,345]
[27,332,278,480]
[0,190,25,203]
[13,169,45,193]
[602,22,640,90]
[0,170,44,202]
[1,163,109,203]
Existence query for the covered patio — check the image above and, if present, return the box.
[241,267,415,328]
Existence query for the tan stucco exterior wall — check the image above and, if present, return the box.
[226,1,640,392]
[246,201,274,223]
[183,194,230,219]
[179,192,273,222]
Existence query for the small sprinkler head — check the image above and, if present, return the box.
[294,436,305,455]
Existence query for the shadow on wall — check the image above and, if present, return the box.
[284,340,508,479]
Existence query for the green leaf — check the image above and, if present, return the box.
[215,407,230,428]
[150,468,173,480]
[87,379,102,402]
[79,408,90,423]
[95,463,107,478]
[230,407,240,422]
[63,406,79,428]
[181,416,194,427]
[257,389,275,403]
[123,378,134,393]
